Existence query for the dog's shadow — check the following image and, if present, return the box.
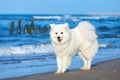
[66,64,99,73]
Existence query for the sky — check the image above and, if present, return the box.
[0,0,120,14]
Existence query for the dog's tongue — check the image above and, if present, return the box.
[57,39,62,42]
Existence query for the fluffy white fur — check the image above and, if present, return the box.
[50,21,98,74]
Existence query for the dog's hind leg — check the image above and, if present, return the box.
[78,50,92,70]
[78,51,87,70]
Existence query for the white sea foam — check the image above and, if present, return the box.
[0,44,54,56]
[99,43,109,48]
[33,16,61,20]
[33,15,119,22]
[78,16,100,20]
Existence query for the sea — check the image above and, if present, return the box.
[0,14,120,79]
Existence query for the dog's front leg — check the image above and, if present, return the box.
[55,56,63,74]
[61,56,71,73]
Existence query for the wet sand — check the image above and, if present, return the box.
[3,59,120,80]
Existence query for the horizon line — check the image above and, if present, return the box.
[0,12,120,15]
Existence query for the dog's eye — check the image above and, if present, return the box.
[61,32,63,34]
[55,32,58,34]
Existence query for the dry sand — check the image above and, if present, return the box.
[3,59,120,80]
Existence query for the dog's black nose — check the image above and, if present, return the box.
[57,36,60,39]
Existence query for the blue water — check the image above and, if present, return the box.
[0,14,120,79]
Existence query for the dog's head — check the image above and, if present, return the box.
[50,23,71,44]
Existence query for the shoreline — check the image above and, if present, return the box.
[3,58,120,80]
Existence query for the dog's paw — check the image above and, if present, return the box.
[55,72,62,75]
[80,67,90,71]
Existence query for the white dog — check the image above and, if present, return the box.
[50,21,98,74]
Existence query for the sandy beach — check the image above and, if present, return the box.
[3,59,120,80]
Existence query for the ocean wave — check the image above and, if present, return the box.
[32,14,120,22]
[33,16,61,20]
[0,14,120,22]
[66,15,120,21]
[98,33,120,38]
[99,44,109,48]
[0,44,54,56]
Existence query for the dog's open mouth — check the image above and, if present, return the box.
[57,37,62,42]
[57,39,62,42]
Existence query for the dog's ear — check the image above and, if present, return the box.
[64,23,69,30]
[50,24,55,31]
[64,23,68,27]
[50,23,55,28]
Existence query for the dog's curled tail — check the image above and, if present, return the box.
[77,21,97,42]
